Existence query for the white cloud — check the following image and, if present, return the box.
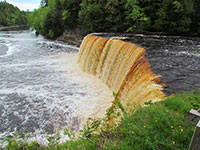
[7,0,40,11]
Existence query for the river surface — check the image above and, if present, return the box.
[96,33,200,95]
[127,34,200,95]
[0,30,113,144]
[0,30,200,144]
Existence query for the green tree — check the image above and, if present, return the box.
[0,1,27,26]
[27,0,200,37]
[190,0,200,34]
[60,0,81,29]
[78,0,108,34]
[104,0,127,32]
[28,0,64,39]
[139,0,195,34]
[125,0,149,32]
[78,0,127,34]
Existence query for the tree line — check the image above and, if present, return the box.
[28,0,200,39]
[0,1,27,27]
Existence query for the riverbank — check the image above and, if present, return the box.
[2,90,200,149]
[0,25,28,31]
[56,30,200,48]
[55,29,83,47]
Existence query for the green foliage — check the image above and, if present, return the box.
[105,92,126,121]
[85,90,199,150]
[139,0,196,34]
[60,0,81,29]
[78,0,127,34]
[80,118,102,138]
[125,0,149,32]
[1,90,199,149]
[1,133,40,150]
[28,0,64,39]
[78,0,107,34]
[190,0,200,34]
[28,0,200,37]
[0,1,27,26]
[144,100,153,106]
[103,0,127,32]
[64,128,76,140]
[41,139,93,150]
[28,0,81,39]
[161,91,200,113]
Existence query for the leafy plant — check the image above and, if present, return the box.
[47,130,61,147]
[1,90,199,150]
[64,128,76,140]
[1,133,40,150]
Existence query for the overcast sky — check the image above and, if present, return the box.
[0,0,41,11]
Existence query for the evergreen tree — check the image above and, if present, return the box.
[28,0,200,37]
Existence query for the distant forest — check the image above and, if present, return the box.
[0,1,27,27]
[28,0,200,38]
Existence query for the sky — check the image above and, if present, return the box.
[0,0,41,11]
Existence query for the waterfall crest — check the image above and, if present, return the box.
[78,35,166,112]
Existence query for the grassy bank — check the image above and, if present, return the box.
[2,90,200,150]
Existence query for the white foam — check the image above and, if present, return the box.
[164,50,200,57]
[0,30,114,145]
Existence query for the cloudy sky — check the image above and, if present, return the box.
[0,0,41,11]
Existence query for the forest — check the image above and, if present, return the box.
[28,0,200,39]
[0,1,27,27]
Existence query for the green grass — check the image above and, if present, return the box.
[1,90,200,150]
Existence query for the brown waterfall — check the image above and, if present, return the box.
[78,35,166,112]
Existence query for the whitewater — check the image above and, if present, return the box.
[0,30,199,145]
[0,30,113,144]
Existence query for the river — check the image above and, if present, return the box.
[0,30,113,144]
[95,33,200,95]
[0,30,199,144]
[127,34,200,95]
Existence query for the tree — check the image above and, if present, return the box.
[28,0,64,39]
[78,0,108,34]
[104,0,127,32]
[0,1,27,26]
[28,0,200,37]
[190,0,200,34]
[60,0,81,29]
[125,0,149,32]
[138,0,195,34]
[78,0,127,34]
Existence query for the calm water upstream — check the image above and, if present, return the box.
[0,30,199,144]
[126,34,200,95]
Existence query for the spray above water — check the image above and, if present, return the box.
[78,35,166,112]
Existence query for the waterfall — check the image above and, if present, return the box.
[78,35,166,112]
